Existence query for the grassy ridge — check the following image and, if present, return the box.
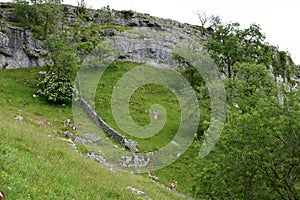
[0,67,183,199]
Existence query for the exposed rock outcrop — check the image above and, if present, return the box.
[0,3,50,69]
[0,2,205,70]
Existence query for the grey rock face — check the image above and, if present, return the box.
[0,3,204,70]
[0,3,18,22]
[0,3,50,69]
[0,23,50,69]
[108,26,196,69]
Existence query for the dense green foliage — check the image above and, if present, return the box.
[12,0,79,103]
[37,36,78,103]
[172,20,299,198]
[13,0,63,39]
[192,63,300,199]
[206,23,272,78]
[272,50,297,81]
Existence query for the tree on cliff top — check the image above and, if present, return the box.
[13,0,63,39]
[206,22,272,78]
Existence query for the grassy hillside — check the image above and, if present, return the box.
[1,64,298,199]
[93,61,200,193]
[0,67,184,199]
[93,61,181,152]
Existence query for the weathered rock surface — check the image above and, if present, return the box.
[126,186,152,200]
[0,2,204,70]
[0,25,50,69]
[0,3,50,69]
[87,152,151,169]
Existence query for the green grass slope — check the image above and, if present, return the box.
[94,61,181,152]
[0,67,183,199]
[87,61,201,194]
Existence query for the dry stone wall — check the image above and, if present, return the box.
[79,98,139,153]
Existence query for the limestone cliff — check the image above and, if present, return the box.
[0,3,50,69]
[0,2,299,87]
[0,2,205,70]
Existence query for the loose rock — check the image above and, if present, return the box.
[15,115,23,122]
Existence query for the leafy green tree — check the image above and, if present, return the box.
[40,0,63,38]
[272,50,297,81]
[226,62,277,112]
[38,36,78,103]
[206,23,271,78]
[13,0,63,39]
[193,63,300,199]
[217,91,300,199]
[13,0,40,26]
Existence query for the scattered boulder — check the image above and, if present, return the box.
[148,171,159,181]
[171,140,180,146]
[126,186,145,196]
[74,137,87,144]
[63,131,73,139]
[152,111,159,120]
[126,187,152,200]
[87,152,112,168]
[38,71,47,79]
[120,155,150,168]
[47,135,54,140]
[73,133,100,144]
[233,102,240,109]
[82,133,101,143]
[30,116,51,126]
[15,115,23,122]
